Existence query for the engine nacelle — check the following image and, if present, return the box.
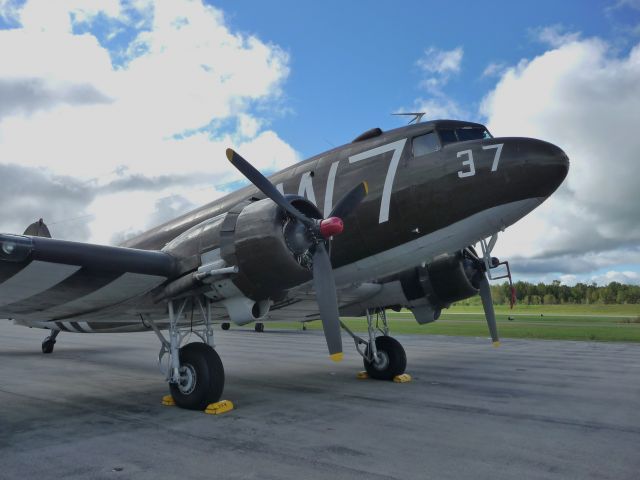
[399,251,480,323]
[221,197,323,301]
[158,196,323,324]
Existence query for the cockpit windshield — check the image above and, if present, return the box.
[438,126,492,146]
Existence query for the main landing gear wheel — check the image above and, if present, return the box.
[169,342,225,410]
[221,322,230,330]
[41,330,60,354]
[363,336,407,381]
[254,322,264,333]
[41,338,55,354]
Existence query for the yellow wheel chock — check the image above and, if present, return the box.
[393,373,412,383]
[205,399,234,415]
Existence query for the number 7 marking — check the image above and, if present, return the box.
[349,138,407,223]
[482,143,504,171]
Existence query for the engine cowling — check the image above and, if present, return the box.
[399,251,481,323]
[221,196,324,301]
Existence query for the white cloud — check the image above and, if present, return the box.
[0,0,22,24]
[481,62,507,78]
[531,24,581,48]
[411,97,468,121]
[559,274,579,286]
[417,46,463,76]
[0,0,298,245]
[401,46,466,122]
[607,0,640,12]
[591,270,640,286]
[481,33,640,279]
[416,46,463,93]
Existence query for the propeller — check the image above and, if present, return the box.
[465,247,500,347]
[478,274,500,346]
[226,148,368,361]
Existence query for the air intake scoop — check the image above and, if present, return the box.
[352,128,383,143]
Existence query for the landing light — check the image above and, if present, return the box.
[2,242,15,255]
[0,235,33,262]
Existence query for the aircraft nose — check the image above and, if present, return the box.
[500,137,569,199]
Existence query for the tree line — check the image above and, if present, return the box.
[461,280,640,305]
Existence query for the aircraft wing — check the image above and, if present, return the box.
[0,234,177,323]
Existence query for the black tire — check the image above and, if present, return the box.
[41,339,55,354]
[221,323,230,330]
[254,322,264,333]
[169,343,225,410]
[363,336,407,381]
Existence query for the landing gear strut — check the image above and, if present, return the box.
[341,308,406,380]
[41,329,60,354]
[148,295,225,410]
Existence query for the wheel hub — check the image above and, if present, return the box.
[372,351,390,371]
[177,363,197,395]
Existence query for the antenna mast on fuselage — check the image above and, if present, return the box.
[392,112,426,124]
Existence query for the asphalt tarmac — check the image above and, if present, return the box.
[0,320,639,480]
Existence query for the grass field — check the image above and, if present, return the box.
[263,304,640,342]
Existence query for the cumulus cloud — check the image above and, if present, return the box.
[416,46,463,94]
[481,33,640,279]
[0,78,112,118]
[591,270,640,285]
[0,163,94,240]
[481,62,507,78]
[511,248,640,276]
[403,46,467,121]
[606,0,640,12]
[410,97,467,120]
[417,46,463,77]
[531,24,581,47]
[0,0,299,245]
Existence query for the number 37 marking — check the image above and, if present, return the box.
[457,143,504,178]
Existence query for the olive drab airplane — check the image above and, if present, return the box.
[0,119,569,410]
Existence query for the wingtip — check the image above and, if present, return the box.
[330,352,344,362]
[225,148,234,161]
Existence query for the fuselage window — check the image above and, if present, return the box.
[412,132,440,157]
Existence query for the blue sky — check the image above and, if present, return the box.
[0,0,638,285]
[213,0,637,156]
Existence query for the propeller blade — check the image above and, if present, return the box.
[478,274,500,347]
[226,148,312,225]
[329,181,368,220]
[311,242,343,361]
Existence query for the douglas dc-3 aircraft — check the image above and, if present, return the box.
[0,120,569,410]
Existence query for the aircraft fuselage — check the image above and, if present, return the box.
[125,120,568,279]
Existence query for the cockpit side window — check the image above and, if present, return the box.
[412,131,440,157]
[438,126,492,145]
[457,127,492,141]
[438,129,457,146]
